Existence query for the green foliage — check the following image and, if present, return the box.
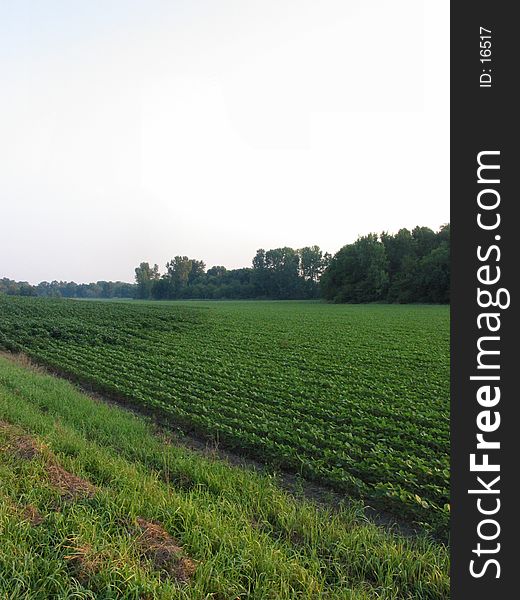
[250,247,328,300]
[0,278,37,297]
[321,235,389,303]
[0,355,449,599]
[0,279,136,300]
[0,297,450,537]
[134,262,160,299]
[150,247,326,301]
[2,224,449,304]
[321,225,450,304]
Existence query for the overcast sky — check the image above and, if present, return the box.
[1,1,449,284]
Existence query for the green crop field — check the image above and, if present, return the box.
[0,354,449,599]
[0,296,449,537]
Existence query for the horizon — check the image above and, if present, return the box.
[4,221,449,286]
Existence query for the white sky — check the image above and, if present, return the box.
[0,1,449,284]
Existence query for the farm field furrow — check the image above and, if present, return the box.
[0,296,450,535]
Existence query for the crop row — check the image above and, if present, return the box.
[0,296,450,535]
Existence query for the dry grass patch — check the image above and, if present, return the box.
[0,350,46,373]
[1,419,96,499]
[21,504,44,526]
[64,541,104,583]
[1,496,44,527]
[45,463,96,499]
[0,419,43,459]
[135,517,197,582]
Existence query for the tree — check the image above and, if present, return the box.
[298,246,326,282]
[381,228,416,302]
[135,262,159,299]
[321,234,389,303]
[264,247,301,299]
[418,242,450,303]
[321,225,450,304]
[98,281,114,299]
[252,249,268,297]
[412,226,437,258]
[207,266,227,279]
[165,256,193,297]
[188,260,206,285]
[151,277,170,300]
[19,283,37,296]
[387,254,420,303]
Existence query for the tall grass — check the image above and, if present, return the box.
[0,355,448,599]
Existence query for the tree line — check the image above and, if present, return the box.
[0,279,134,299]
[321,224,450,303]
[1,224,449,303]
[134,246,330,300]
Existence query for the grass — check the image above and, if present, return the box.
[0,354,449,599]
[0,297,450,534]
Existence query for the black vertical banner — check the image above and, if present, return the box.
[451,3,518,598]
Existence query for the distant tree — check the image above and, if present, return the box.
[412,226,437,258]
[64,282,79,298]
[188,260,206,285]
[134,262,159,299]
[19,283,37,296]
[321,234,389,303]
[48,281,63,297]
[98,281,115,299]
[3,239,335,302]
[114,282,135,298]
[387,254,420,303]
[3,277,136,299]
[264,247,301,299]
[252,249,266,271]
[83,283,102,298]
[207,265,227,279]
[381,229,416,302]
[418,242,450,303]
[298,246,326,282]
[252,249,268,297]
[321,225,450,304]
[437,223,450,244]
[151,277,170,300]
[165,256,193,297]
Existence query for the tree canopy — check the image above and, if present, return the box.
[320,225,450,303]
[1,225,449,304]
[133,246,329,301]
